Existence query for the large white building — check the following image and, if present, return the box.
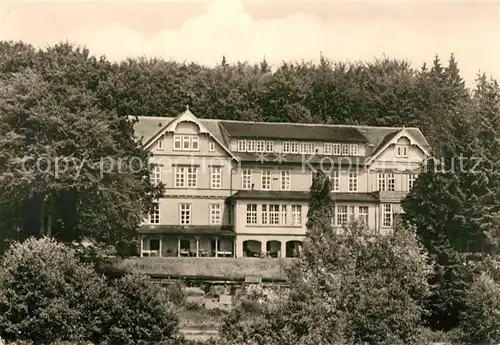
[133,108,430,258]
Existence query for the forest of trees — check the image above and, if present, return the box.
[0,40,500,344]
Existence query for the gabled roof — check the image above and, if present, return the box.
[220,120,369,142]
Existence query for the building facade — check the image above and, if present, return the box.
[134,108,430,259]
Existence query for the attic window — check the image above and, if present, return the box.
[157,135,164,151]
[396,145,408,158]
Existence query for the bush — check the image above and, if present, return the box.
[461,257,500,344]
[165,280,186,305]
[102,273,180,345]
[0,237,109,343]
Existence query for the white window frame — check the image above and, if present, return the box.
[330,170,339,192]
[256,140,265,153]
[151,165,161,186]
[299,142,308,154]
[387,173,395,191]
[382,204,392,227]
[292,205,302,226]
[408,174,417,191]
[148,202,160,224]
[210,203,221,225]
[332,144,341,155]
[307,142,316,154]
[349,144,359,156]
[280,170,291,190]
[336,205,348,226]
[175,166,197,188]
[359,206,368,224]
[261,170,271,190]
[210,167,222,189]
[242,169,252,190]
[186,167,197,188]
[324,143,333,155]
[178,135,199,151]
[179,203,191,225]
[157,135,164,151]
[378,173,386,191]
[348,172,358,192]
[237,140,247,152]
[209,140,216,152]
[246,204,257,224]
[341,144,349,155]
[261,205,268,224]
[173,135,182,151]
[282,141,291,153]
[269,204,280,225]
[290,142,299,154]
[247,140,256,152]
[396,145,408,158]
[265,141,274,153]
[191,136,199,151]
[281,205,287,225]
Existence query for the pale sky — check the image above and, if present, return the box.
[1,0,499,87]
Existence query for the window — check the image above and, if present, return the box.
[175,167,185,187]
[378,173,386,191]
[378,173,395,191]
[348,172,358,192]
[175,166,197,188]
[299,142,308,154]
[180,204,191,225]
[148,202,160,224]
[191,136,199,150]
[157,136,164,150]
[341,144,349,155]
[187,167,197,188]
[242,169,252,190]
[396,145,408,157]
[290,142,299,154]
[292,205,302,225]
[261,205,268,224]
[280,170,291,190]
[210,204,221,225]
[282,141,291,153]
[333,144,341,155]
[336,205,348,226]
[324,143,333,155]
[261,170,271,190]
[387,173,395,191]
[247,140,256,152]
[177,135,199,151]
[246,204,257,224]
[149,239,160,251]
[209,140,216,152]
[266,141,274,152]
[330,170,339,191]
[307,143,315,154]
[151,165,161,186]
[256,140,265,152]
[269,205,280,225]
[382,204,392,227]
[173,135,181,150]
[359,206,368,224]
[281,205,287,225]
[349,144,359,156]
[237,140,247,152]
[210,167,222,189]
[408,174,417,191]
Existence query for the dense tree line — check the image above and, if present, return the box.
[1,40,500,343]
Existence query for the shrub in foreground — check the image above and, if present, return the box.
[0,237,180,345]
[0,237,109,343]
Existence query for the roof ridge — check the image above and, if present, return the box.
[134,115,422,131]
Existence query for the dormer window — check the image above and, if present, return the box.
[349,144,359,156]
[237,140,246,152]
[324,143,333,155]
[247,140,256,152]
[265,141,274,152]
[341,144,349,155]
